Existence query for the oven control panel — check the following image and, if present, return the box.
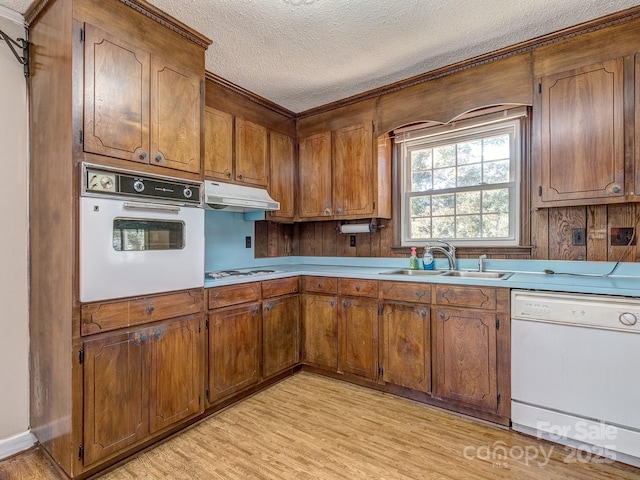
[83,164,202,205]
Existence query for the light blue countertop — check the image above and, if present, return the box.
[204,256,640,297]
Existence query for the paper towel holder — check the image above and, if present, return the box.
[338,219,385,234]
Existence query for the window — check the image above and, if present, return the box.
[397,110,525,247]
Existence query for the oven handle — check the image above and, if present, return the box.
[122,201,181,213]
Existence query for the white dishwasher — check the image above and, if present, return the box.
[511,289,640,467]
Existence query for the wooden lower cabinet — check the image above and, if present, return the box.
[207,302,261,404]
[338,297,379,380]
[381,302,431,393]
[82,315,203,466]
[433,307,499,412]
[301,294,338,370]
[263,295,300,378]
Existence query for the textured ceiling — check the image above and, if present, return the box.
[2,0,640,112]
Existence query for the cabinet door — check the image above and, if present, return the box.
[338,297,379,380]
[434,307,498,412]
[381,303,431,393]
[262,295,300,378]
[207,303,261,403]
[235,118,268,186]
[539,58,624,204]
[333,123,374,217]
[204,107,233,181]
[83,330,150,466]
[267,131,296,221]
[150,57,202,174]
[83,23,150,164]
[298,131,332,219]
[301,294,338,370]
[149,316,203,433]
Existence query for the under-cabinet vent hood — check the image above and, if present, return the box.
[204,180,280,212]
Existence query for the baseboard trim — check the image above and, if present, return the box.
[0,431,37,460]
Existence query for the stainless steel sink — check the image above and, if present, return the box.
[379,268,446,276]
[441,270,513,279]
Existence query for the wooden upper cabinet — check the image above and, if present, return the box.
[204,107,233,180]
[537,58,624,206]
[235,118,268,187]
[298,131,332,219]
[83,24,150,164]
[267,131,296,221]
[297,122,390,221]
[333,123,374,217]
[83,23,202,175]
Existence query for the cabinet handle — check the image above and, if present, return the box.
[155,154,163,162]
[140,333,148,342]
[317,282,323,288]
[238,173,243,180]
[612,185,621,193]
[343,301,348,308]
[420,310,427,317]
[415,291,421,297]
[154,330,162,340]
[323,208,331,216]
[335,208,342,215]
[264,303,272,312]
[226,171,232,178]
[439,312,445,319]
[329,300,334,306]
[252,307,259,315]
[355,285,361,292]
[146,305,155,314]
[139,152,147,160]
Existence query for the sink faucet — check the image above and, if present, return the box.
[425,240,457,270]
[478,254,487,272]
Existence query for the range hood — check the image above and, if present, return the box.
[204,180,280,212]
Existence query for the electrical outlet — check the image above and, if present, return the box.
[350,235,356,247]
[245,236,252,248]
[611,227,636,246]
[572,228,586,246]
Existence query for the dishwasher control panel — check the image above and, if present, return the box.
[511,290,640,332]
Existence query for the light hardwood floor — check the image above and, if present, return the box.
[1,372,639,479]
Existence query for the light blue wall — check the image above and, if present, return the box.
[204,210,262,271]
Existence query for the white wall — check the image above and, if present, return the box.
[0,6,33,458]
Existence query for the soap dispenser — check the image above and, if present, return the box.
[409,247,419,270]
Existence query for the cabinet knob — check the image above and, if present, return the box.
[264,303,272,312]
[420,310,427,317]
[335,208,342,215]
[154,330,161,339]
[146,305,155,314]
[323,208,331,216]
[317,282,323,288]
[439,312,445,319]
[355,285,361,292]
[226,171,232,178]
[139,152,147,160]
[612,185,621,193]
[238,173,243,180]
[155,154,163,162]
[140,334,148,342]
[343,301,348,308]
[329,301,334,306]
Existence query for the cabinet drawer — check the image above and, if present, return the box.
[304,276,338,294]
[262,276,299,298]
[208,282,261,310]
[435,284,497,310]
[380,281,431,304]
[81,288,203,335]
[338,278,378,298]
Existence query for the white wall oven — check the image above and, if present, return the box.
[80,163,204,303]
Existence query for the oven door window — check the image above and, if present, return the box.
[113,218,185,251]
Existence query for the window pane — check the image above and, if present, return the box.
[456,191,481,214]
[457,140,482,165]
[411,171,432,191]
[410,196,431,216]
[433,167,456,189]
[411,149,432,170]
[483,213,510,237]
[456,215,481,238]
[482,188,509,213]
[432,216,454,237]
[483,160,510,184]
[432,193,455,216]
[410,217,431,238]
[433,145,456,168]
[457,164,482,187]
[483,135,509,161]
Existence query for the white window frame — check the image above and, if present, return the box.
[397,111,524,247]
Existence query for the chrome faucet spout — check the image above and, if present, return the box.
[478,254,487,272]
[425,240,457,270]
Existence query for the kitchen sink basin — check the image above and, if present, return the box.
[441,270,513,279]
[379,268,446,276]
